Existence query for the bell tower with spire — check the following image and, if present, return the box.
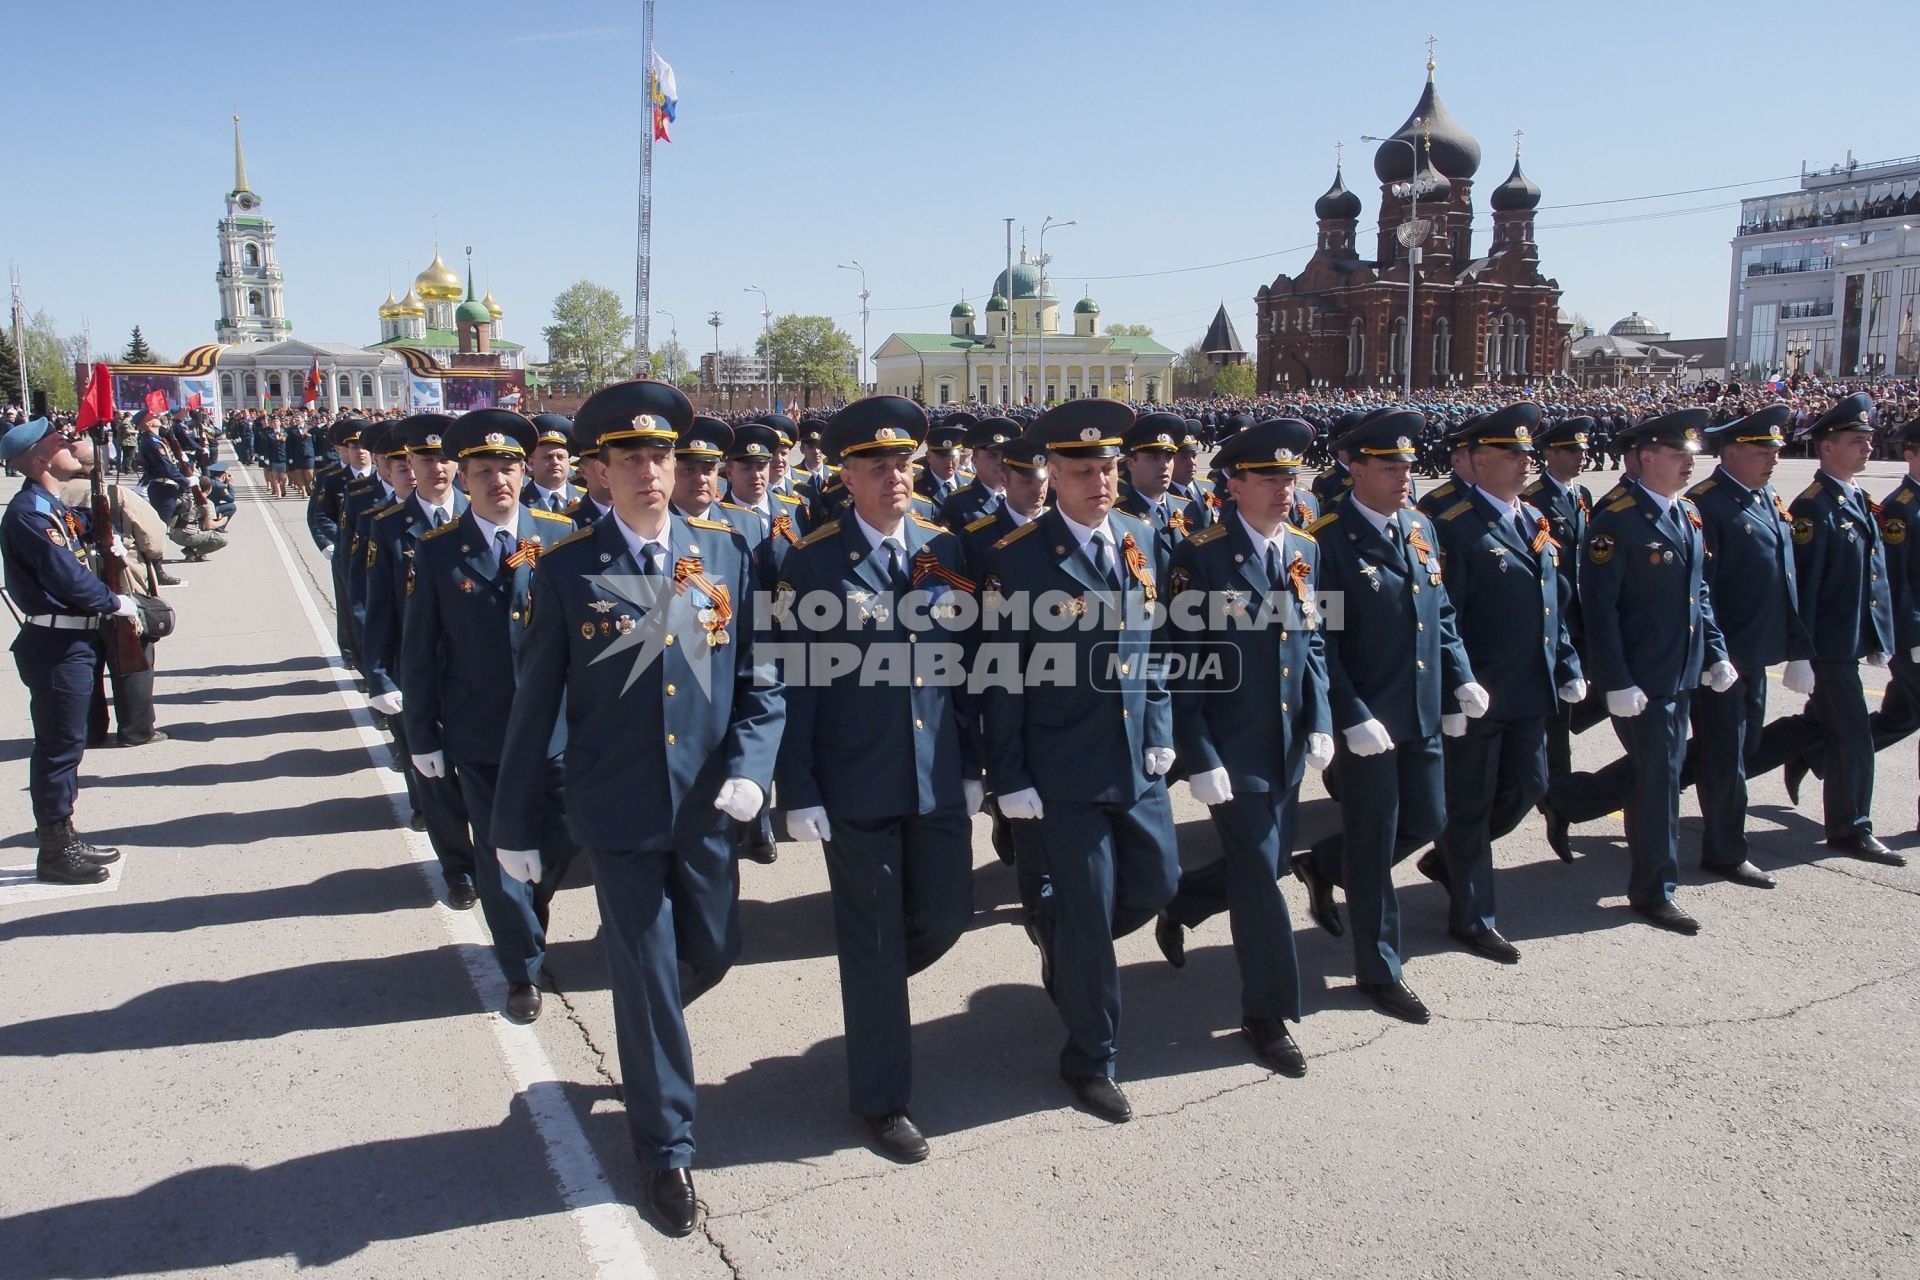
[214,115,290,343]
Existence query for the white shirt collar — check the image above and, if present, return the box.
[1473,485,1525,522]
[1633,478,1679,514]
[854,509,907,551]
[1536,470,1568,498]
[471,509,511,550]
[1350,496,1398,537]
[1716,467,1756,499]
[1235,511,1279,561]
[530,482,566,505]
[610,509,670,563]
[1818,468,1855,498]
[1056,507,1116,552]
[1005,505,1036,527]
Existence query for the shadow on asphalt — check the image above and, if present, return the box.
[0,864,429,943]
[164,655,335,678]
[0,1085,580,1276]
[70,795,402,849]
[82,745,370,789]
[156,677,344,705]
[165,707,362,742]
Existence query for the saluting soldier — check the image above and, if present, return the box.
[937,417,1018,532]
[1291,409,1485,1023]
[979,398,1179,1123]
[1542,410,1734,934]
[1115,412,1202,563]
[1524,415,1599,789]
[491,380,783,1237]
[774,395,981,1163]
[363,415,478,907]
[1153,419,1333,1076]
[521,414,582,513]
[1423,404,1583,963]
[915,415,973,508]
[400,409,579,1022]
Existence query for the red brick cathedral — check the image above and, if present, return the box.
[1255,61,1569,392]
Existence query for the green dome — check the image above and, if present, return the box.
[990,261,1045,300]
[984,293,1009,312]
[951,299,975,318]
[1074,297,1100,314]
[456,296,493,324]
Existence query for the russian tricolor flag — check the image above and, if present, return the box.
[651,51,678,143]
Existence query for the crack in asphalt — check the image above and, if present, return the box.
[544,971,623,1092]
[697,1215,747,1280]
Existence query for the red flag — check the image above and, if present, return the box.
[73,363,115,432]
[187,392,203,411]
[303,357,322,406]
[653,108,671,143]
[143,389,170,418]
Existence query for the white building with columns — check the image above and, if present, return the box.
[872,249,1175,406]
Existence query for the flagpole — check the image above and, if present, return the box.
[10,266,29,414]
[633,0,656,379]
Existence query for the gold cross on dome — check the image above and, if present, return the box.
[1335,140,1343,168]
[1514,128,1524,157]
[1425,33,1438,68]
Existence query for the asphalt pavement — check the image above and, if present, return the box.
[0,456,1915,1279]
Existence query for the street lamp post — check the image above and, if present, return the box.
[653,308,677,381]
[745,285,771,411]
[707,309,723,411]
[1360,124,1434,400]
[837,260,870,395]
[1035,215,1076,406]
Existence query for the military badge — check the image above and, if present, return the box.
[616,615,635,635]
[589,599,616,613]
[580,621,596,639]
[458,577,474,594]
[1360,564,1382,591]
[1221,589,1251,618]
[1491,547,1510,572]
[1168,566,1191,595]
[1885,518,1908,546]
[44,527,63,545]
[1792,517,1814,546]
[1588,533,1615,565]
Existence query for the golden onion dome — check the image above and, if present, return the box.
[394,289,427,317]
[413,250,463,301]
[483,290,503,320]
[377,290,401,319]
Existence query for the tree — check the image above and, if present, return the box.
[1213,362,1257,398]
[1105,323,1154,337]
[650,337,691,383]
[1172,341,1219,398]
[758,314,858,406]
[123,325,155,364]
[0,327,19,407]
[675,371,702,395]
[542,281,633,390]
[22,312,78,412]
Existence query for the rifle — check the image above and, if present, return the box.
[89,424,152,676]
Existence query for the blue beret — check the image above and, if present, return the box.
[0,418,54,463]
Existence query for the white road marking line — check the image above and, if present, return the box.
[255,483,657,1279]
[0,857,124,905]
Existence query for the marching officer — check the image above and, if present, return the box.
[1,418,140,883]
[1291,409,1484,1023]
[1680,406,1808,888]
[1424,404,1583,963]
[937,417,1018,532]
[720,422,809,543]
[1524,415,1598,789]
[979,398,1179,1124]
[774,395,980,1163]
[1168,428,1219,528]
[914,414,973,507]
[491,379,783,1237]
[345,423,408,677]
[1543,410,1734,934]
[363,415,478,907]
[1413,419,1476,519]
[565,431,614,528]
[1115,412,1202,562]
[310,418,374,667]
[401,410,579,1021]
[521,414,581,512]
[1153,419,1333,1076]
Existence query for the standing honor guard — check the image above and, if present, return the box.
[775,395,981,1163]
[1543,410,1734,933]
[1154,418,1333,1076]
[1424,404,1583,963]
[1,418,142,883]
[491,380,783,1236]
[979,398,1180,1123]
[401,409,580,1023]
[1292,409,1485,1023]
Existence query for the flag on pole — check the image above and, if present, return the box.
[74,362,114,432]
[651,50,677,142]
[303,357,322,406]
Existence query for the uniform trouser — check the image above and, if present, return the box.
[1548,695,1689,909]
[457,759,578,986]
[330,546,358,666]
[391,713,475,884]
[998,795,1051,926]
[1441,716,1548,935]
[822,808,974,1116]
[1030,787,1179,1078]
[89,640,156,743]
[589,830,739,1170]
[1545,683,1608,779]
[1309,734,1445,984]
[1801,660,1876,839]
[1690,665,1771,868]
[13,628,101,827]
[1163,787,1303,1023]
[1764,654,1920,812]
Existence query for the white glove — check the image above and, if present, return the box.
[1143,746,1176,777]
[109,533,132,561]
[1187,766,1234,806]
[1866,651,1890,669]
[712,777,765,823]
[113,593,139,618]
[1558,678,1588,704]
[787,806,832,842]
[1343,719,1394,756]
[1454,682,1491,719]
[321,544,334,559]
[1606,687,1649,718]
[411,750,446,778]
[368,689,403,715]
[1306,732,1335,772]
[497,848,541,884]
[999,787,1045,820]
[1441,713,1468,738]
[1783,659,1816,696]
[962,779,984,817]
[1911,646,1920,664]
[1702,660,1738,694]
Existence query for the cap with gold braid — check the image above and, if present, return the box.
[1124,411,1186,454]
[1706,404,1790,452]
[447,409,535,460]
[401,413,458,456]
[1216,418,1314,473]
[530,413,574,449]
[576,379,690,453]
[825,395,928,459]
[1030,398,1133,458]
[678,415,733,459]
[1332,407,1425,460]
[1457,401,1542,453]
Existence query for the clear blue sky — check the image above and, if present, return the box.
[5,0,1912,365]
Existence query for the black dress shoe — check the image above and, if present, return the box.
[1783,757,1808,807]
[864,1110,930,1163]
[1705,860,1777,889]
[740,834,777,865]
[1062,1073,1132,1123]
[990,806,1017,865]
[1154,913,1186,968]
[1633,900,1702,934]
[1290,853,1343,937]
[1415,848,1450,888]
[115,730,168,747]
[505,983,542,1023]
[37,846,110,885]
[1541,800,1573,862]
[408,812,427,831]
[447,880,479,910]
[1242,1017,1307,1078]
[1356,979,1431,1024]
[1449,925,1521,964]
[1827,833,1908,867]
[642,1168,699,1237]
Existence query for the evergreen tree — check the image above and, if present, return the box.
[0,327,20,407]
[124,325,155,364]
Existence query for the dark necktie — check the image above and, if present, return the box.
[881,537,906,589]
[546,492,564,513]
[1091,533,1121,590]
[431,506,449,529]
[1264,541,1283,584]
[639,541,662,575]
[494,528,512,567]
[1514,511,1533,549]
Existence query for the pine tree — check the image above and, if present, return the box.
[124,325,155,364]
[0,327,20,407]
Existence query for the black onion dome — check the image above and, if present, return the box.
[1314,166,1363,220]
[1373,70,1482,183]
[1409,158,1451,203]
[1490,156,1541,211]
